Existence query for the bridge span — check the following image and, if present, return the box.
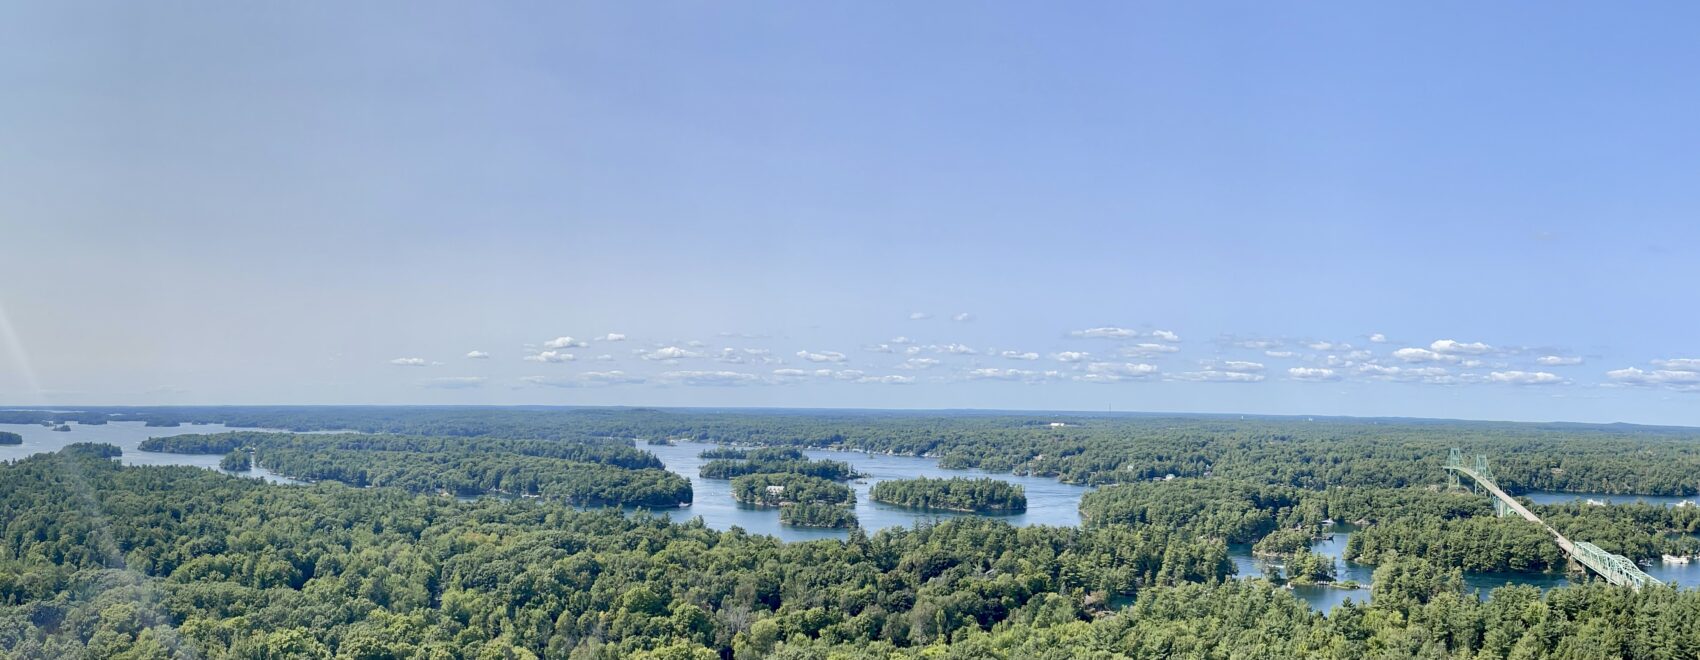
[1443,448,1660,590]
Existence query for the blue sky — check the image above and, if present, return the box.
[3,2,1700,424]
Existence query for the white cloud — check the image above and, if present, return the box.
[592,354,616,362]
[1000,350,1040,361]
[797,350,848,363]
[932,343,979,355]
[523,371,644,388]
[1489,371,1567,386]
[1605,367,1700,390]
[771,369,811,381]
[1052,351,1091,363]
[1264,350,1296,359]
[464,350,491,360]
[1169,370,1265,383]
[1118,343,1180,358]
[640,346,702,361]
[659,370,764,386]
[816,369,866,381]
[1322,354,1362,368]
[1306,341,1338,351]
[1071,327,1138,339]
[1392,347,1459,364]
[582,371,644,385]
[1287,367,1340,382]
[952,312,974,322]
[1357,364,1458,384]
[390,357,430,367]
[1218,361,1266,373]
[594,333,627,342]
[1151,330,1181,343]
[1369,333,1388,344]
[717,348,778,364]
[1076,362,1158,383]
[909,312,932,320]
[857,374,915,385]
[1652,358,1700,371]
[1430,339,1493,355]
[967,368,1064,382]
[898,358,941,370]
[543,336,587,349]
[524,351,575,363]
[1236,339,1282,350]
[903,345,923,356]
[890,336,915,345]
[864,344,895,354]
[422,376,486,389]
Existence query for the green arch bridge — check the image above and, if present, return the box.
[1443,448,1660,590]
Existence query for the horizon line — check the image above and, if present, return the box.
[4,402,1697,432]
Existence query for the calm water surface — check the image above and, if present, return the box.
[641,441,1092,542]
[1230,526,1700,611]
[1522,491,1698,508]
[0,421,303,484]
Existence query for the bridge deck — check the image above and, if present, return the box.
[1444,462,1659,590]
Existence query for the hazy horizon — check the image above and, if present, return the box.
[5,402,1697,432]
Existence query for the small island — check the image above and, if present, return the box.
[0,431,21,445]
[700,447,858,481]
[870,477,1027,513]
[779,502,858,528]
[63,442,122,459]
[1252,529,1339,585]
[1251,529,1313,558]
[731,472,854,506]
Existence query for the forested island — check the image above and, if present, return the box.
[7,406,1700,657]
[870,476,1027,513]
[138,431,692,507]
[730,472,854,507]
[720,454,859,527]
[698,447,858,481]
[0,431,20,445]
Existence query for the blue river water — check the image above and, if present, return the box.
[0,420,303,484]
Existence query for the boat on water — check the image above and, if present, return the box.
[1585,498,1607,506]
[1662,554,1691,564]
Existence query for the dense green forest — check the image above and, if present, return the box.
[869,478,1026,513]
[7,406,1700,657]
[6,446,1700,658]
[0,431,20,445]
[0,448,1227,658]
